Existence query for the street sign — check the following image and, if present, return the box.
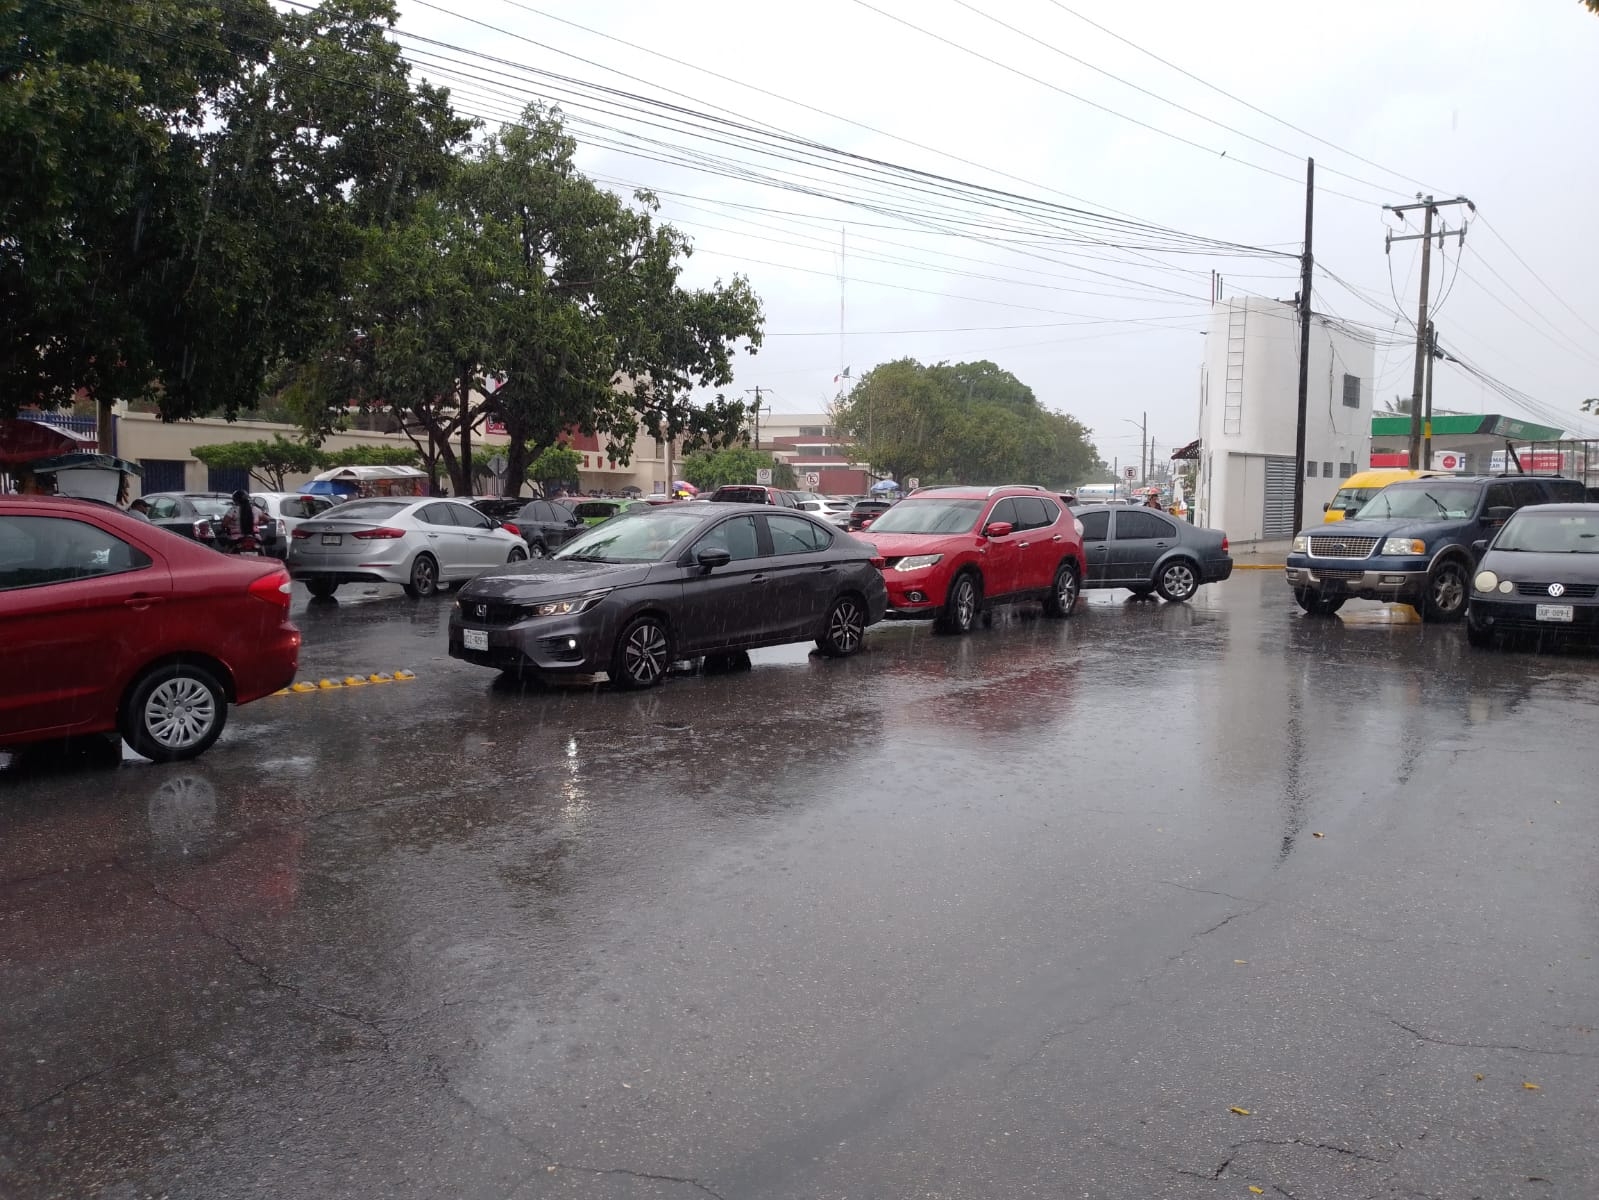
[907,476,920,490]
[756,468,773,485]
[1125,466,1137,479]
[805,471,820,489]
[487,453,508,478]
[1431,449,1465,472]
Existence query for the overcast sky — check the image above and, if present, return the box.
[395,0,1599,461]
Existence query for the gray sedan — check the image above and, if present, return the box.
[288,497,527,599]
[1072,504,1233,601]
[448,504,888,687]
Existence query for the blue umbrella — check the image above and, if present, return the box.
[869,479,899,494]
[299,479,356,496]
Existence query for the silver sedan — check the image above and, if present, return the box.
[288,497,528,599]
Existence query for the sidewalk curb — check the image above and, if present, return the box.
[1232,563,1286,571]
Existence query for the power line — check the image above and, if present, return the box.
[1476,214,1599,343]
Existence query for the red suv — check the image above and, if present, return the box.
[0,496,300,762]
[864,485,1085,633]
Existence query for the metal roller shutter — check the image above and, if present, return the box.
[1262,455,1297,538]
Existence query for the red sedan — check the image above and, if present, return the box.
[0,496,300,762]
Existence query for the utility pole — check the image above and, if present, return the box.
[1140,411,1148,489]
[745,386,764,450]
[1292,158,1314,537]
[1384,194,1473,467]
[1423,322,1436,467]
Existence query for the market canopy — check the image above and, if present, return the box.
[0,418,93,466]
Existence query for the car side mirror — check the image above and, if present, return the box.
[697,546,732,571]
[984,521,1014,538]
[1471,539,1488,555]
[1485,506,1514,523]
[1322,502,1330,512]
[860,518,874,529]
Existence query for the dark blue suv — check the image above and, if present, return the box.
[1284,475,1587,621]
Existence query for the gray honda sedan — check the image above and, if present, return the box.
[448,504,888,687]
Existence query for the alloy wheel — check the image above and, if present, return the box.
[953,578,976,629]
[828,598,865,654]
[1056,567,1079,610]
[1163,562,1197,599]
[624,621,669,685]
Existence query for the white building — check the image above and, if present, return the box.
[1194,297,1373,542]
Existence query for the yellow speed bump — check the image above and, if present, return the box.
[317,678,341,690]
[367,672,393,683]
[394,670,416,680]
[342,676,368,687]
[290,681,318,693]
[274,670,417,695]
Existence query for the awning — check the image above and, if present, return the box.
[0,418,93,466]
[28,452,142,476]
[1171,437,1202,460]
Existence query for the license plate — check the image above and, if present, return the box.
[320,533,342,546]
[463,629,489,651]
[1535,604,1574,623]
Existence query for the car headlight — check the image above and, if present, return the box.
[894,554,943,571]
[1382,538,1426,555]
[1498,579,1514,594]
[1474,570,1498,593]
[531,589,611,617]
[1291,535,1307,552]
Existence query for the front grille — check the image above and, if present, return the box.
[1308,536,1380,559]
[1515,582,1599,599]
[465,601,528,626]
[1313,568,1365,581]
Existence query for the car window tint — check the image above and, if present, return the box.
[147,497,179,519]
[331,500,409,521]
[1035,497,1061,527]
[767,513,831,554]
[1482,483,1516,513]
[571,501,616,520]
[696,515,762,561]
[450,504,493,529]
[1115,511,1171,539]
[418,503,460,526]
[1011,497,1050,530]
[0,516,152,591]
[987,499,1018,529]
[1509,481,1546,509]
[1078,510,1110,540]
[1542,479,1586,503]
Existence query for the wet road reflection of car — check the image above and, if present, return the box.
[449,503,887,687]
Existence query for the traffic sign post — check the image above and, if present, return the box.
[805,471,820,490]
[1125,466,1137,480]
[907,476,920,490]
[756,468,773,486]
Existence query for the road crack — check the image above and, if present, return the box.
[1377,1013,1599,1059]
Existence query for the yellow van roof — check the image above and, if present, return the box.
[1338,469,1448,489]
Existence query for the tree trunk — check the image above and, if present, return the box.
[504,436,532,498]
[94,389,115,457]
[456,365,474,497]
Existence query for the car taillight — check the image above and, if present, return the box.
[195,520,215,540]
[1221,536,1229,551]
[501,521,521,537]
[292,527,312,540]
[248,569,293,608]
[352,527,405,540]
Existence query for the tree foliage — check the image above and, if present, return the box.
[529,446,583,490]
[831,359,1101,489]
[189,436,416,489]
[321,444,419,468]
[678,446,797,491]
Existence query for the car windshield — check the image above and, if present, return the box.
[571,501,617,519]
[1353,484,1479,521]
[864,498,984,534]
[712,487,767,503]
[553,512,704,562]
[189,497,232,518]
[324,500,410,521]
[1495,512,1599,553]
[1329,487,1378,513]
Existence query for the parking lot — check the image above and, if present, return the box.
[4,573,1598,1199]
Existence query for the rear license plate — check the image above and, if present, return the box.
[463,629,489,651]
[1535,604,1574,623]
[320,533,342,546]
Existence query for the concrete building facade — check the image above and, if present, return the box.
[1194,297,1374,542]
[759,413,871,494]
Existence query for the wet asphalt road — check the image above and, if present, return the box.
[3,574,1598,1200]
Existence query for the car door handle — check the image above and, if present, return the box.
[427,532,439,539]
[749,574,767,583]
[124,595,165,611]
[1052,534,1064,542]
[1154,542,1169,549]
[1018,541,1031,549]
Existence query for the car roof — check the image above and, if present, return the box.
[897,485,1044,499]
[1510,502,1599,514]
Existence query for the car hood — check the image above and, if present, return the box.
[460,558,654,598]
[1297,517,1463,541]
[860,531,964,555]
[1481,548,1599,582]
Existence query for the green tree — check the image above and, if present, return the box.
[191,435,324,491]
[321,444,420,468]
[529,445,583,492]
[678,446,796,491]
[831,359,956,487]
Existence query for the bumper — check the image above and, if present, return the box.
[882,571,947,620]
[290,565,408,587]
[231,625,302,703]
[1206,557,1234,583]
[1284,555,1427,600]
[1469,598,1599,637]
[448,611,612,674]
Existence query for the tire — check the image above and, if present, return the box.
[934,571,982,635]
[1127,585,1155,598]
[1466,618,1495,649]
[305,578,338,599]
[611,615,671,689]
[1421,560,1469,623]
[816,594,868,657]
[1043,561,1080,618]
[507,546,528,563]
[1294,588,1345,617]
[403,553,439,599]
[120,663,229,763]
[1155,558,1201,603]
[526,542,547,559]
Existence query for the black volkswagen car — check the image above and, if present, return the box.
[1072,504,1233,601]
[449,504,888,687]
[1467,503,1599,648]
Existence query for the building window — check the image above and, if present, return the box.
[1340,462,1355,478]
[1342,373,1361,408]
[798,426,823,437]
[1306,461,1318,477]
[1323,461,1333,477]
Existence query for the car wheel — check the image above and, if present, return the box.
[526,542,547,559]
[306,578,338,599]
[1466,617,1495,649]
[611,615,671,689]
[1127,585,1155,598]
[816,594,868,657]
[1421,560,1468,623]
[1043,562,1080,618]
[1156,558,1201,603]
[403,553,439,599]
[121,663,228,763]
[935,571,982,635]
[1294,588,1345,617]
[507,545,528,563]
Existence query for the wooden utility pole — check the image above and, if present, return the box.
[1292,158,1314,536]
[745,386,764,450]
[1384,195,1472,467]
[1423,322,1436,467]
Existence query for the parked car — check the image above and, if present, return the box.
[470,497,528,522]
[1466,504,1599,648]
[0,496,299,761]
[449,504,887,687]
[141,492,234,544]
[288,497,527,599]
[863,485,1085,634]
[1073,505,1233,601]
[1322,469,1448,523]
[508,498,587,556]
[251,492,340,560]
[707,484,800,507]
[568,497,652,526]
[1285,475,1588,620]
[847,499,893,531]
